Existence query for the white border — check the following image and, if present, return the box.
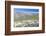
[11,5,42,31]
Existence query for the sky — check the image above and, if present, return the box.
[14,8,39,14]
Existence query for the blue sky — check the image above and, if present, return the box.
[14,8,39,14]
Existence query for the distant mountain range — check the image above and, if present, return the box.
[15,13,39,17]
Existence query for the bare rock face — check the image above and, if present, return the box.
[14,20,39,27]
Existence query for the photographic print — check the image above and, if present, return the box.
[5,1,45,35]
[14,7,39,27]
